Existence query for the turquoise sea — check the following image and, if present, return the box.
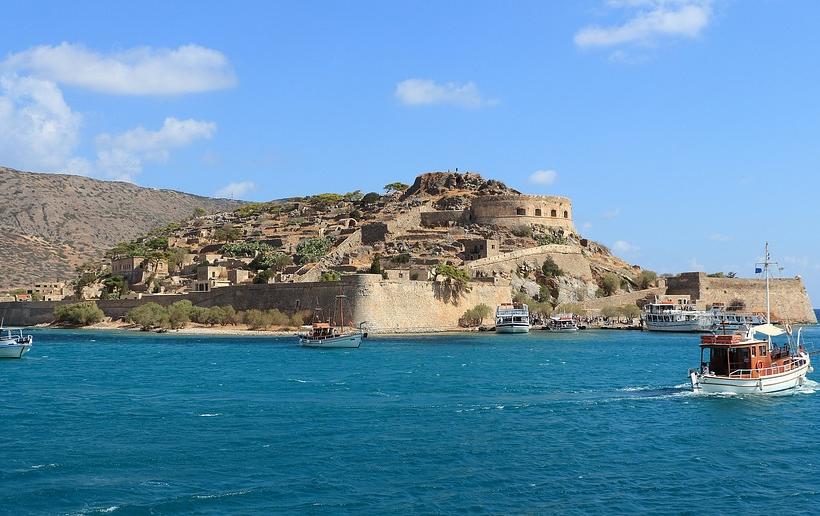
[2,324,820,515]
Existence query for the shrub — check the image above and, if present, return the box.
[600,273,620,296]
[541,256,563,278]
[54,301,105,326]
[296,237,334,264]
[243,309,271,330]
[267,309,291,327]
[321,270,342,282]
[556,303,586,316]
[291,309,312,327]
[636,270,657,289]
[384,182,410,194]
[361,192,381,204]
[536,233,568,246]
[459,303,492,327]
[435,264,471,294]
[126,303,169,330]
[512,225,533,238]
[369,255,382,274]
[168,300,194,329]
[214,224,242,242]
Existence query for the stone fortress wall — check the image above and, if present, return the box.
[666,272,817,323]
[470,195,576,233]
[0,275,511,332]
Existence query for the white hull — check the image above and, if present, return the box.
[691,355,812,395]
[0,343,31,358]
[300,333,362,348]
[645,321,712,332]
[495,324,530,334]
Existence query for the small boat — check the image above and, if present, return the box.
[0,327,33,358]
[708,308,766,332]
[547,314,579,332]
[495,303,530,333]
[298,295,363,348]
[688,243,813,394]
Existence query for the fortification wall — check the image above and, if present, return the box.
[666,272,817,323]
[0,275,512,332]
[580,288,665,312]
[466,244,593,281]
[470,194,576,233]
[420,210,468,227]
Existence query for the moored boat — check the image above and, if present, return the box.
[298,295,364,348]
[688,244,813,394]
[546,313,579,332]
[643,301,713,332]
[0,327,33,359]
[495,303,530,333]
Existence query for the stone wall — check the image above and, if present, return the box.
[470,194,576,233]
[0,275,512,332]
[580,288,665,313]
[666,272,817,323]
[466,244,593,281]
[420,210,469,228]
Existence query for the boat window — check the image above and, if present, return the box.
[708,347,729,375]
[751,346,756,357]
[729,347,751,372]
[759,345,767,356]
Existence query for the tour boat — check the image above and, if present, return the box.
[0,327,33,358]
[643,301,713,332]
[495,303,530,333]
[298,295,363,348]
[708,308,766,332]
[688,244,813,394]
[547,314,579,332]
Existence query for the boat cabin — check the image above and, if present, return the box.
[699,334,770,376]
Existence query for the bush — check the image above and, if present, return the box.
[556,303,586,316]
[600,273,620,296]
[267,309,291,327]
[168,300,194,329]
[127,303,169,330]
[636,270,657,289]
[243,309,271,330]
[459,303,492,327]
[361,192,381,204]
[296,237,334,264]
[54,301,105,326]
[369,255,381,274]
[512,225,533,238]
[321,270,342,282]
[541,257,563,278]
[291,309,312,327]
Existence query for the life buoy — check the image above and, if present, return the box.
[756,361,764,370]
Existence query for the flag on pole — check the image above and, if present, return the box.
[755,267,763,274]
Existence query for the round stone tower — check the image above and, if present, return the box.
[470,194,576,233]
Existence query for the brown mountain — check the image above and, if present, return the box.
[0,166,243,289]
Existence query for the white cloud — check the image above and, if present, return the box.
[613,240,639,253]
[575,1,712,49]
[528,169,558,185]
[92,117,216,181]
[395,79,497,109]
[0,75,83,173]
[708,233,732,242]
[216,181,255,199]
[3,42,236,95]
[602,208,621,219]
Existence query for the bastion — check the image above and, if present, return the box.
[469,195,576,233]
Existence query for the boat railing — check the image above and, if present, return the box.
[726,357,808,378]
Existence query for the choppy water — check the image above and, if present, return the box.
[2,327,820,514]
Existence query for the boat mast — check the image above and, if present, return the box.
[765,242,771,325]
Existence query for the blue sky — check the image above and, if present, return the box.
[3,1,820,303]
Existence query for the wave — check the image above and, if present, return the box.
[198,413,221,417]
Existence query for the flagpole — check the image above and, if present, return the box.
[765,242,771,325]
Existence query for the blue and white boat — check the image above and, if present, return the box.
[0,327,33,358]
[495,303,530,333]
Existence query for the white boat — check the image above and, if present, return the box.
[299,295,363,348]
[644,301,713,332]
[547,314,579,332]
[709,308,766,332]
[0,327,33,358]
[688,244,813,394]
[495,303,530,333]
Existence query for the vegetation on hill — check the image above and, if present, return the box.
[53,301,105,326]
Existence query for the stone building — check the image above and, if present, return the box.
[458,238,499,261]
[469,194,575,233]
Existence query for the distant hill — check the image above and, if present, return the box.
[0,167,243,289]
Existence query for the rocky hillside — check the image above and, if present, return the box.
[0,167,243,289]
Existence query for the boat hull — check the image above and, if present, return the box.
[645,321,712,332]
[495,324,530,334]
[300,333,362,348]
[691,357,812,395]
[0,343,31,358]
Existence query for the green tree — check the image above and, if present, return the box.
[636,270,658,289]
[192,207,206,218]
[600,273,620,296]
[384,182,410,194]
[243,309,272,330]
[127,303,169,330]
[165,247,189,273]
[512,225,532,238]
[620,304,641,319]
[361,192,381,204]
[369,254,382,274]
[168,300,195,329]
[435,264,471,293]
[53,302,105,326]
[343,190,363,202]
[541,256,563,278]
[214,224,242,242]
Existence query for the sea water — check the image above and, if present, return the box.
[2,326,820,514]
